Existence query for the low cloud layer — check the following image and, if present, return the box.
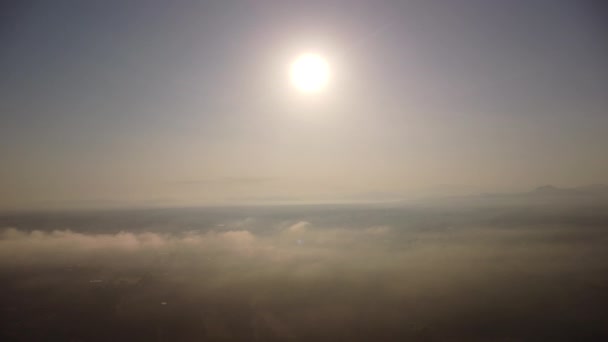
[1,207,608,341]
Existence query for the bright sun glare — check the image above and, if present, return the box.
[290,53,330,93]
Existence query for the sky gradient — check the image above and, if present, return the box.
[1,0,607,210]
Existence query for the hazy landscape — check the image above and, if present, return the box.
[2,187,608,341]
[2,1,607,340]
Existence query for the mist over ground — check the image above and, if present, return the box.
[2,199,608,341]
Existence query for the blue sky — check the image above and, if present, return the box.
[1,0,607,209]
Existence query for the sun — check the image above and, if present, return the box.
[289,53,330,93]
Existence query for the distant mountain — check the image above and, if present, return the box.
[478,184,608,198]
[532,185,567,195]
[410,184,608,209]
[531,184,608,197]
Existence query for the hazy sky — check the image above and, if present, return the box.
[1,0,607,209]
